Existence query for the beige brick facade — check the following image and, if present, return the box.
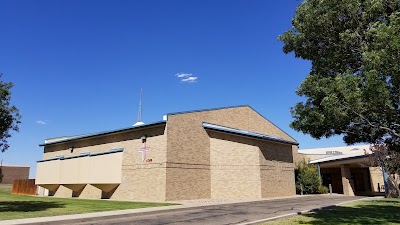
[37,106,297,201]
[164,106,296,200]
[210,134,262,199]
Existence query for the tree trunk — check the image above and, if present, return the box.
[385,172,400,198]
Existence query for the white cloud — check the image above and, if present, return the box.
[175,73,192,78]
[181,76,198,83]
[36,120,46,125]
[175,72,198,83]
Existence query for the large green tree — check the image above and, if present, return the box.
[0,74,21,152]
[279,0,400,151]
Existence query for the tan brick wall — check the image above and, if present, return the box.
[208,131,295,199]
[39,106,296,201]
[165,113,210,200]
[113,126,167,201]
[165,106,296,200]
[260,161,296,197]
[43,126,165,159]
[369,167,384,192]
[341,164,354,196]
[165,167,210,200]
[1,166,30,184]
[259,142,295,197]
[209,134,261,199]
[41,125,167,201]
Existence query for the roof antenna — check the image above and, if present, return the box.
[133,88,145,126]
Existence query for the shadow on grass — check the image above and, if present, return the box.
[301,200,400,225]
[0,201,65,212]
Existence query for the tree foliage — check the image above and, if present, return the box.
[0,74,21,152]
[367,143,400,197]
[279,0,400,151]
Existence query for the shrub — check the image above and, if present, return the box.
[318,185,329,194]
[296,159,324,194]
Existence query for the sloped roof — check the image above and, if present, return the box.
[40,105,296,147]
[203,122,299,145]
[39,121,166,147]
[167,105,297,143]
[167,105,249,115]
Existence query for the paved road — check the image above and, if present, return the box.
[70,195,364,225]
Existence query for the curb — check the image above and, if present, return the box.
[0,198,306,225]
[236,197,373,225]
[0,196,374,225]
[0,204,218,225]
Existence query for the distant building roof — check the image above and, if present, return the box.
[309,149,371,164]
[1,164,30,168]
[299,145,370,155]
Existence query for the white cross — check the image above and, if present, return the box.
[139,143,150,162]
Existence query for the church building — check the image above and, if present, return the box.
[36,105,298,201]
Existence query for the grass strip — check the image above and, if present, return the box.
[0,184,175,221]
[263,198,400,225]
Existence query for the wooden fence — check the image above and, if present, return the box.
[12,179,37,195]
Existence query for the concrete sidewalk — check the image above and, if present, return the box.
[0,195,370,225]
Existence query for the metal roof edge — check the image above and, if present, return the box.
[167,105,250,116]
[202,122,299,146]
[37,148,124,163]
[167,105,298,144]
[309,154,370,164]
[39,121,166,147]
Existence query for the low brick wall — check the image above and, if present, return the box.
[1,165,30,184]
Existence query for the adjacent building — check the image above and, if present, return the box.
[36,105,298,201]
[299,145,386,196]
[0,164,30,184]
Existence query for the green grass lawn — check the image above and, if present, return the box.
[0,184,175,221]
[263,198,400,225]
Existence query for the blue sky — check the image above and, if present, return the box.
[1,0,347,177]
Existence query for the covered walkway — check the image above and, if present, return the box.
[310,154,385,196]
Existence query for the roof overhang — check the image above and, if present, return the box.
[39,121,166,147]
[202,122,299,146]
[310,154,370,168]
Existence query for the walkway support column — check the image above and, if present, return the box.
[382,169,389,196]
[340,164,354,196]
[317,163,321,180]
